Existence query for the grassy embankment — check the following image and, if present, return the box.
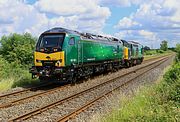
[0,33,40,91]
[103,48,180,122]
[0,58,39,91]
[144,49,173,60]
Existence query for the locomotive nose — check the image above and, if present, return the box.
[34,51,65,67]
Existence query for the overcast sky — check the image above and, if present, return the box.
[0,0,179,48]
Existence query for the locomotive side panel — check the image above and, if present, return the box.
[78,39,123,64]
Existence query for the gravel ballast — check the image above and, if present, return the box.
[71,56,174,122]
[0,56,173,121]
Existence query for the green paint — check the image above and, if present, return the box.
[62,34,124,66]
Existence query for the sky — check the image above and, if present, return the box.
[0,0,179,48]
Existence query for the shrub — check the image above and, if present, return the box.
[157,49,164,53]
[0,33,38,90]
[175,44,180,61]
[0,33,36,66]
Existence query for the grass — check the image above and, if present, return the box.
[0,61,40,91]
[103,59,180,122]
[0,78,15,91]
[0,71,40,91]
[144,50,173,60]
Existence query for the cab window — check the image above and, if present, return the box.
[69,37,75,45]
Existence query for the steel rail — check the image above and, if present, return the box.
[57,57,169,122]
[0,55,169,109]
[0,55,168,101]
[0,82,53,98]
[0,84,70,108]
[8,56,169,122]
[0,54,169,99]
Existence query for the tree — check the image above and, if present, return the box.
[144,46,151,51]
[176,43,180,61]
[160,40,168,51]
[0,33,37,66]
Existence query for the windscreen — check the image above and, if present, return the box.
[36,34,65,52]
[39,34,64,48]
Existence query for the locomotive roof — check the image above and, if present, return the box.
[43,27,81,35]
[43,27,120,42]
[128,41,140,45]
[128,41,143,46]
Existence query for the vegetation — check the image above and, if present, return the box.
[160,40,168,51]
[103,44,180,122]
[0,33,36,66]
[144,40,171,56]
[144,49,172,58]
[0,33,39,91]
[175,44,180,62]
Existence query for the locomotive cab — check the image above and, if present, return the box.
[30,27,81,81]
[35,33,65,67]
[30,33,66,79]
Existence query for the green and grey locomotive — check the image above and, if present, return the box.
[30,27,143,82]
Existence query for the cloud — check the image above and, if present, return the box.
[0,0,48,37]
[34,0,111,33]
[0,0,111,37]
[100,0,131,7]
[35,0,100,16]
[114,0,180,48]
[114,17,142,29]
[99,0,144,7]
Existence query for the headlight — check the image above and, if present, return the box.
[36,59,41,63]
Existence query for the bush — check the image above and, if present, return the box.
[161,63,180,104]
[175,44,180,61]
[0,33,38,90]
[0,56,28,80]
[157,49,164,53]
[0,33,36,66]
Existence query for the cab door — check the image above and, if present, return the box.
[66,36,78,66]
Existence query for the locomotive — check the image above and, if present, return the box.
[30,27,144,82]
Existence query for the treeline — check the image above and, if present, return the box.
[0,33,37,86]
[0,33,36,66]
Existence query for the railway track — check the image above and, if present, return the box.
[143,54,171,63]
[0,82,52,98]
[0,83,70,109]
[0,55,169,109]
[7,56,170,122]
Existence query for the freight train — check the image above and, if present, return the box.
[30,27,144,82]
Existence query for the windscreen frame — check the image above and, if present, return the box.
[36,33,65,52]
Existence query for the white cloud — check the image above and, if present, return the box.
[35,0,102,16]
[34,0,111,33]
[138,30,157,40]
[100,0,131,7]
[114,17,141,29]
[0,0,48,37]
[100,0,144,7]
[114,0,180,48]
[0,0,111,37]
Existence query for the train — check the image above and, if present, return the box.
[29,27,144,82]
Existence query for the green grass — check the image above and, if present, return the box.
[103,60,180,122]
[0,70,40,91]
[0,57,40,91]
[144,50,173,60]
[0,78,15,91]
